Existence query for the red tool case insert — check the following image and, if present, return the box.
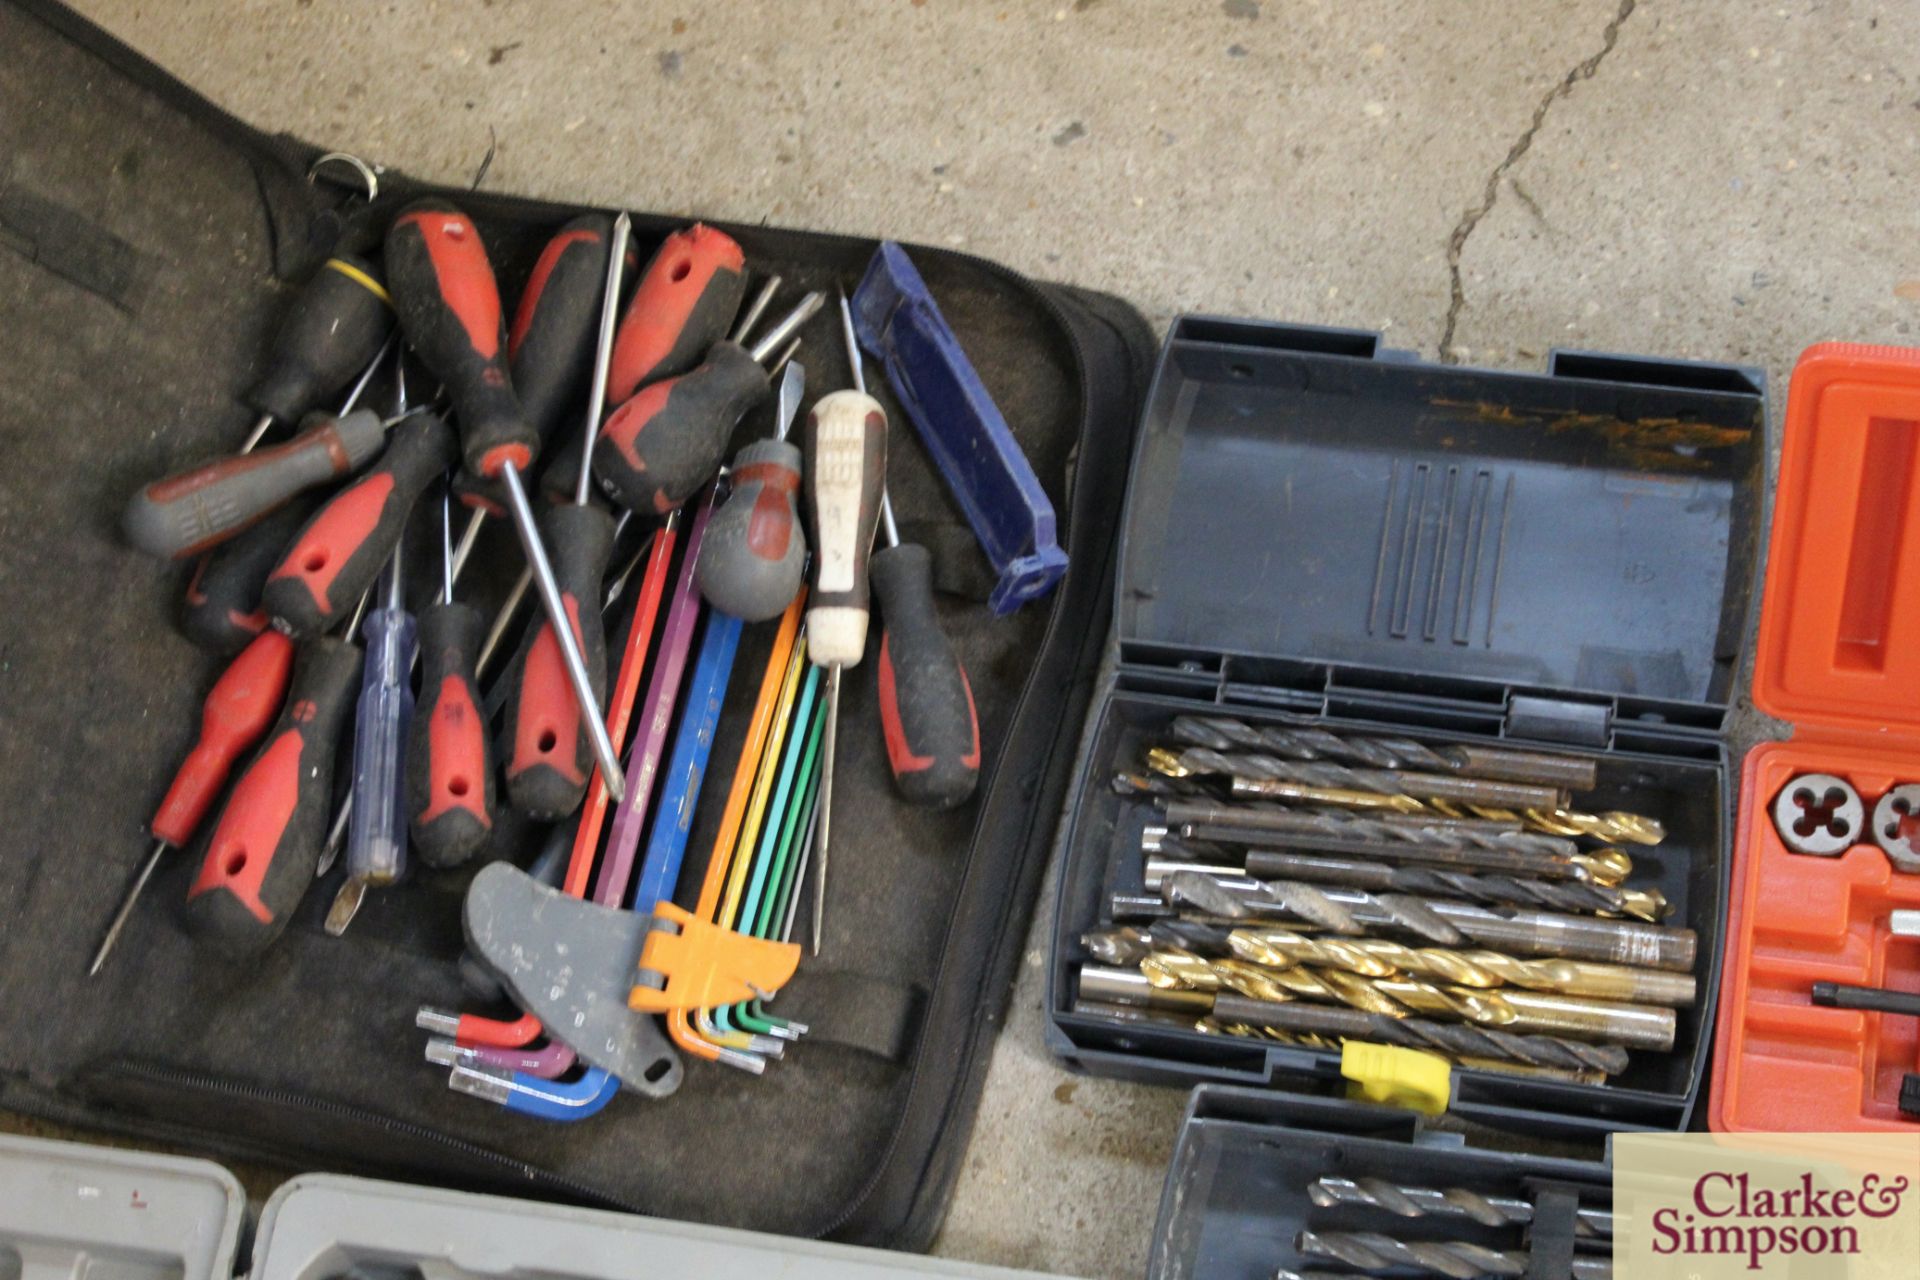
[1711,342,1920,1131]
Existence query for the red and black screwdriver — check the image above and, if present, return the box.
[838,292,980,810]
[181,635,363,954]
[90,628,298,974]
[502,213,631,819]
[383,198,625,804]
[593,289,825,515]
[407,484,496,867]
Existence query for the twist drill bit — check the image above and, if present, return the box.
[1307,1175,1614,1238]
[1150,749,1426,813]
[1141,949,1675,1049]
[1147,862,1697,971]
[1162,868,1462,944]
[1196,1017,1342,1052]
[1081,924,1156,966]
[1205,1021,1604,1083]
[1169,714,1601,790]
[1160,799,1605,880]
[1076,965,1631,1074]
[1428,798,1665,846]
[1238,847,1668,921]
[1228,929,1697,1007]
[1112,770,1216,799]
[1294,1231,1612,1280]
[1163,746,1567,812]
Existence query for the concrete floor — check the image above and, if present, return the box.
[40,0,1920,1275]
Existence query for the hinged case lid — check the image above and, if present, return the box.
[1752,342,1920,739]
[1117,317,1767,723]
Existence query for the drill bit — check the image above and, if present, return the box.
[1147,863,1697,971]
[1161,868,1462,944]
[1203,1021,1604,1084]
[1077,966,1631,1075]
[1112,770,1216,799]
[1156,746,1566,812]
[1169,714,1598,789]
[1307,1175,1614,1238]
[1427,798,1666,846]
[1228,929,1696,1006]
[1160,799,1612,881]
[1139,949,1676,1049]
[1236,846,1669,922]
[1294,1230,1612,1280]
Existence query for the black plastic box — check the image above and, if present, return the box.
[1045,316,1767,1134]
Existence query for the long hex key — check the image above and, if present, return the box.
[667,596,806,1063]
[719,664,821,1039]
[732,676,826,1035]
[422,515,678,1052]
[479,574,745,1106]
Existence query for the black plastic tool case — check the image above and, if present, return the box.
[0,0,1155,1249]
[1151,1085,1611,1279]
[1046,316,1767,1134]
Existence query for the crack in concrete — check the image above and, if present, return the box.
[1438,0,1637,361]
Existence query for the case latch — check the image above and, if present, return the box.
[1505,695,1611,748]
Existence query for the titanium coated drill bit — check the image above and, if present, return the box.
[1139,948,1676,1050]
[1293,1230,1613,1279]
[1226,929,1697,1007]
[1307,1175,1614,1238]
[1237,846,1669,922]
[1169,714,1599,790]
[1149,864,1697,971]
[1076,965,1631,1075]
[1156,745,1568,812]
[1426,797,1666,846]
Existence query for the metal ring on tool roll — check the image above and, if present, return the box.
[1771,773,1863,857]
[1870,784,1920,873]
[307,152,380,203]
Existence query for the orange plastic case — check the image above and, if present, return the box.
[1710,342,1920,1132]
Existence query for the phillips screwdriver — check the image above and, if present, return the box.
[802,376,888,954]
[407,485,496,868]
[238,253,396,451]
[260,405,455,638]
[605,223,748,406]
[180,339,394,652]
[593,291,826,516]
[89,627,297,975]
[383,198,625,805]
[182,636,363,954]
[838,293,980,809]
[697,360,808,621]
[502,213,631,819]
[324,538,419,936]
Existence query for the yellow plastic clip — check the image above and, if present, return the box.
[1340,1041,1451,1116]
[629,902,801,1014]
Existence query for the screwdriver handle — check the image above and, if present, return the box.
[344,605,418,886]
[803,390,888,667]
[183,637,362,954]
[246,255,395,424]
[261,411,456,636]
[697,439,806,621]
[385,200,536,479]
[502,502,616,818]
[409,600,496,867]
[510,214,615,443]
[151,629,298,847]
[593,341,768,515]
[871,544,980,808]
[606,223,746,404]
[180,496,318,652]
[123,409,388,560]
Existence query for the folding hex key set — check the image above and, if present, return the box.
[99,187,1039,1115]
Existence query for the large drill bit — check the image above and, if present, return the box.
[1294,1231,1612,1279]
[1077,965,1630,1075]
[1169,714,1599,789]
[1162,868,1458,944]
[1205,1020,1605,1084]
[1147,829,1633,896]
[1307,1175,1614,1238]
[1160,799,1613,880]
[1149,863,1697,971]
[1428,798,1665,846]
[1236,846,1668,922]
[1155,746,1567,812]
[1228,929,1697,1007]
[1139,949,1675,1049]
